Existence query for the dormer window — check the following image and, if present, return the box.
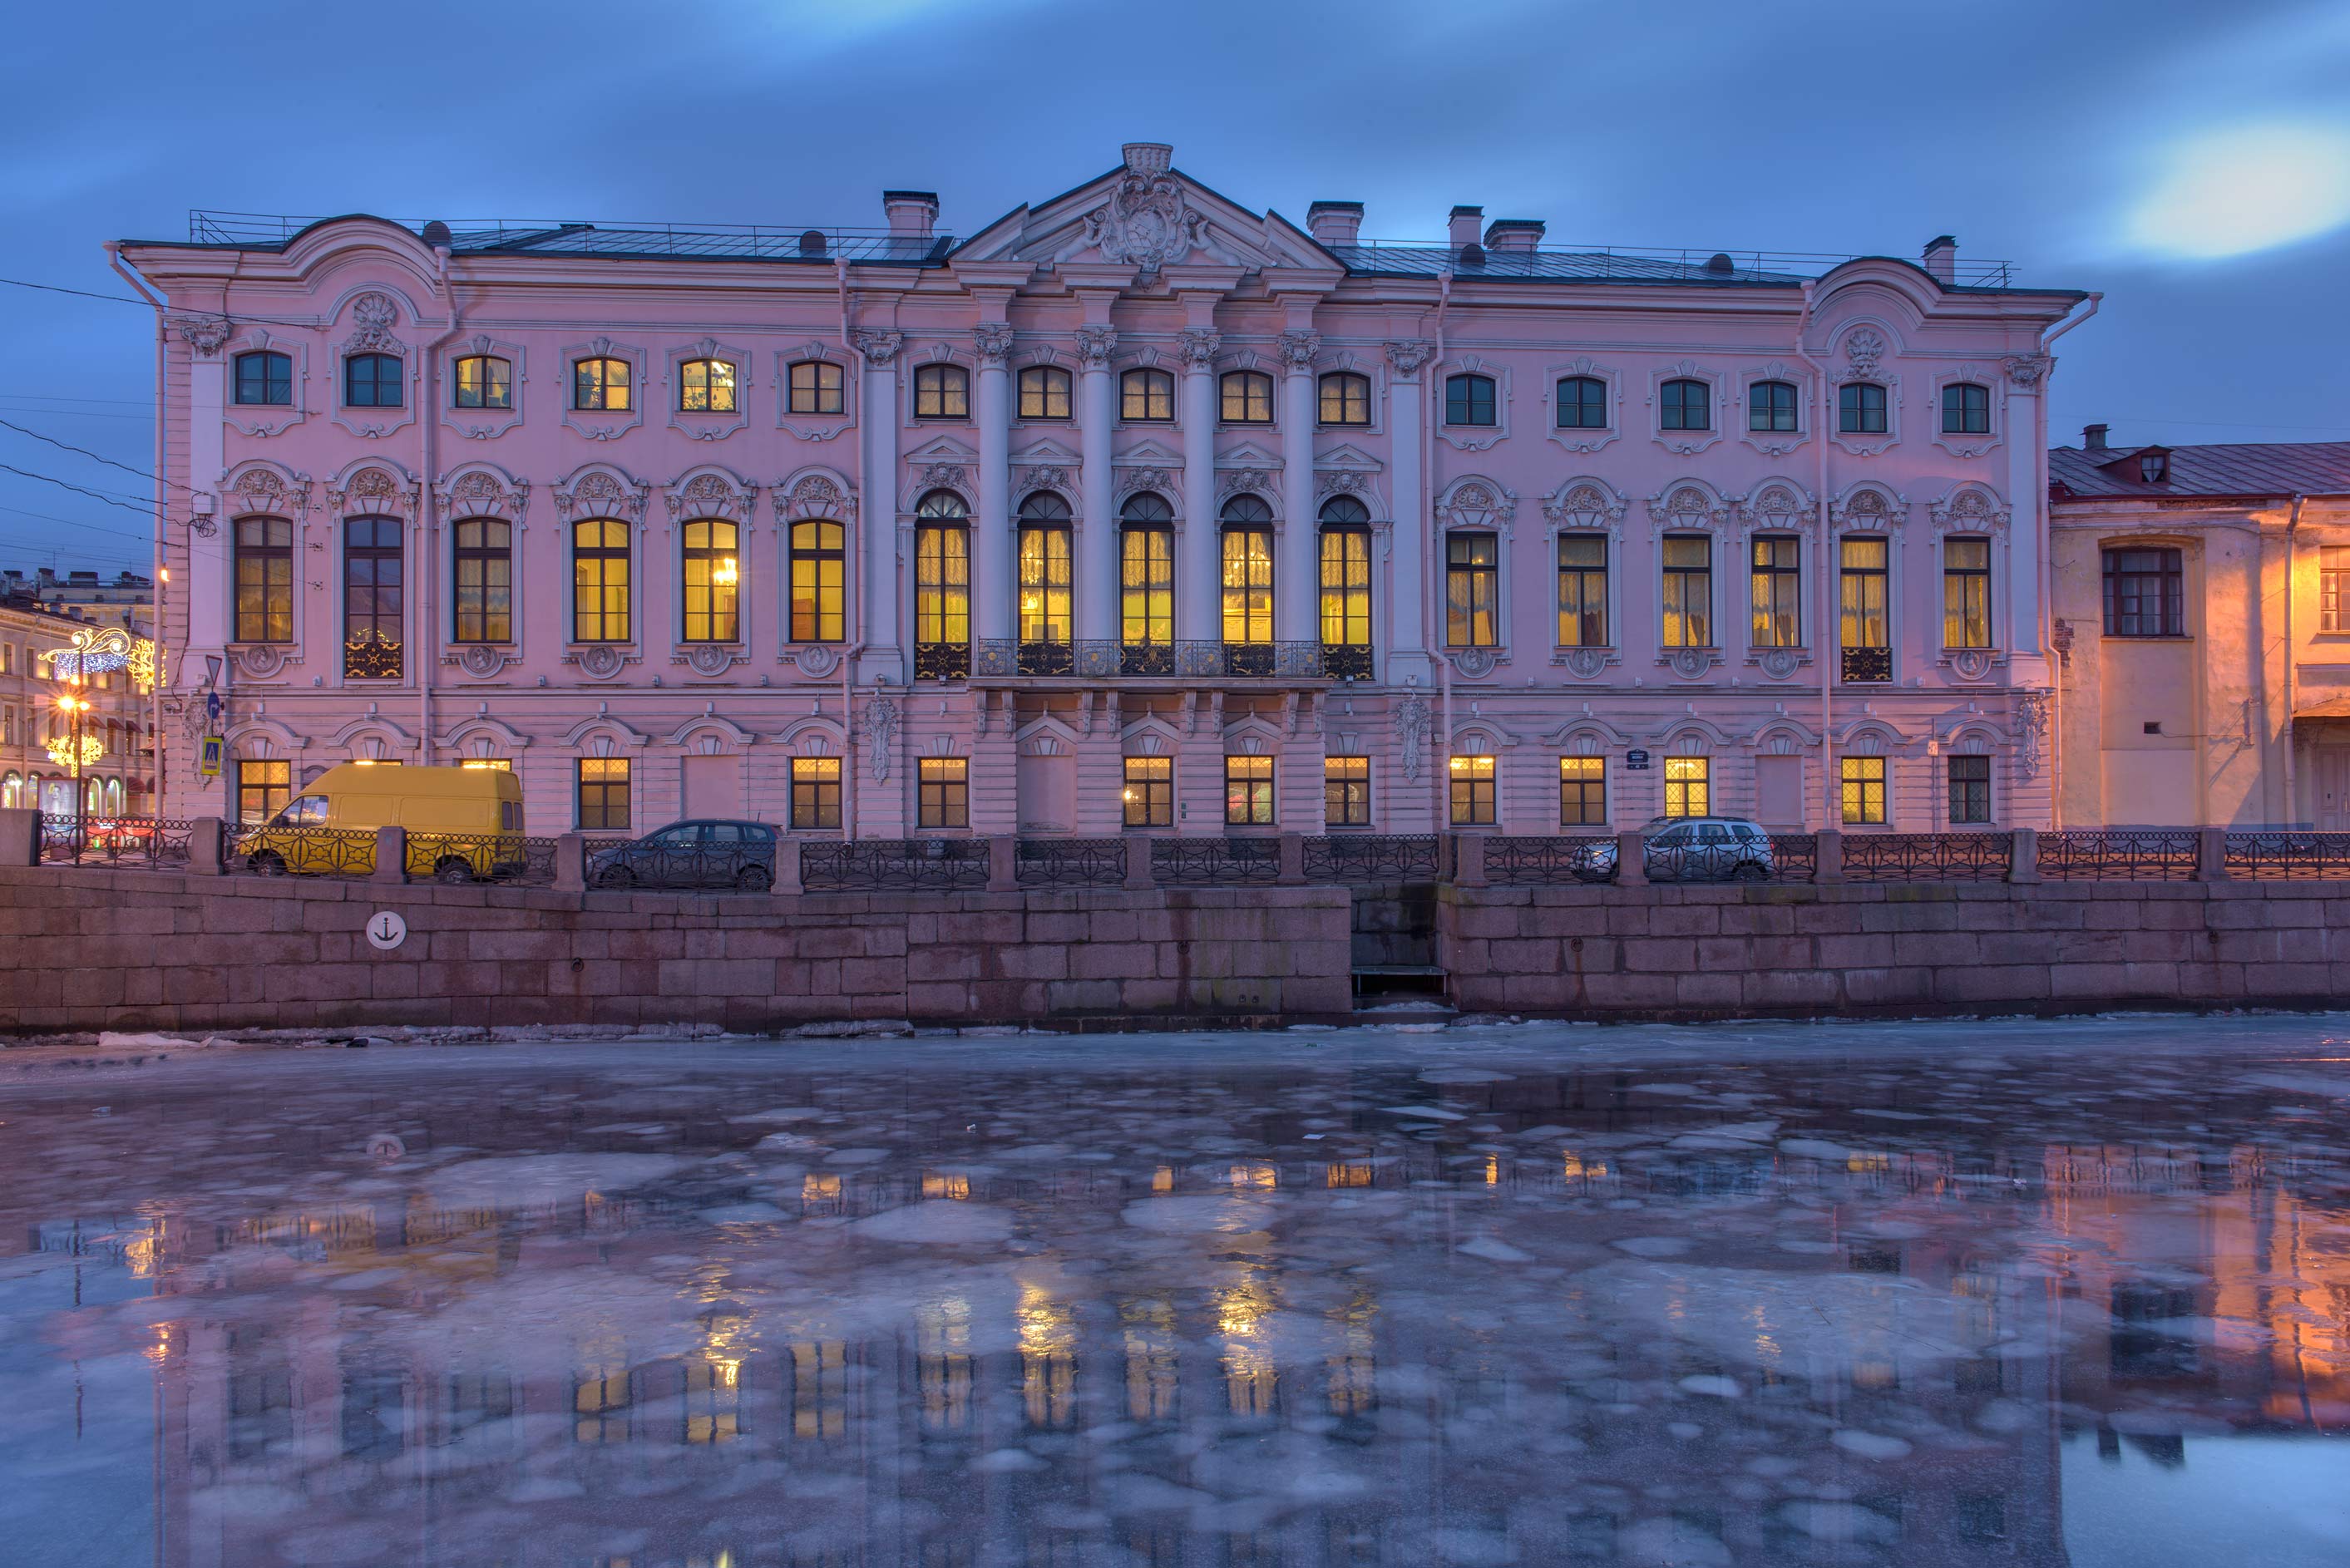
[2140,451,2170,484]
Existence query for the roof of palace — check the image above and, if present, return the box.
[2050,441,2350,501]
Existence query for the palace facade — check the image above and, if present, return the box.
[117,142,2089,837]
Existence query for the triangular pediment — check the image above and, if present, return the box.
[1117,437,1182,466]
[1315,442,1384,472]
[1217,442,1281,469]
[906,434,978,464]
[1009,436,1081,466]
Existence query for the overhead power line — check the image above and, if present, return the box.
[0,463,154,515]
[0,417,197,495]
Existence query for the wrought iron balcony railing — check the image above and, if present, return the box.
[345,630,403,680]
[913,641,971,682]
[1839,645,1892,683]
[970,640,1339,679]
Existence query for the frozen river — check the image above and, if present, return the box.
[2,1016,2347,1567]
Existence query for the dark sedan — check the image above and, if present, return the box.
[588,820,778,891]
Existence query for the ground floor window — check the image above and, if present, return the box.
[1449,755,1494,825]
[459,757,511,771]
[1663,757,1708,818]
[1225,757,1274,826]
[1559,757,1606,826]
[1123,757,1173,828]
[238,759,291,824]
[1325,757,1370,826]
[1842,756,1887,825]
[1948,755,1991,824]
[576,757,629,830]
[918,757,969,829]
[792,757,842,830]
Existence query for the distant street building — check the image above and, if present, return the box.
[0,579,156,816]
[118,141,2089,833]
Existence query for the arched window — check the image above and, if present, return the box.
[914,491,970,679]
[1121,368,1174,422]
[1942,381,1990,435]
[233,515,294,643]
[1839,382,1887,434]
[573,356,630,412]
[1748,379,1797,433]
[1319,496,1373,676]
[915,362,969,419]
[1660,378,1709,431]
[1445,373,1495,427]
[1018,365,1072,420]
[453,355,511,410]
[682,519,740,642]
[679,358,737,413]
[1555,375,1606,430]
[1221,371,1274,424]
[1219,496,1275,665]
[0,772,18,811]
[343,518,403,678]
[787,359,845,415]
[235,351,292,407]
[343,353,402,408]
[1017,492,1074,672]
[452,518,511,643]
[789,520,845,643]
[572,519,631,642]
[1319,372,1370,427]
[1120,493,1176,670]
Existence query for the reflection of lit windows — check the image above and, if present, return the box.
[921,1171,970,1200]
[1122,1299,1180,1423]
[574,1362,633,1442]
[1326,1354,1377,1418]
[1326,1162,1374,1187]
[790,1341,848,1441]
[684,1357,741,1443]
[916,1301,974,1436]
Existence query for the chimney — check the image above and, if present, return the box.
[1306,200,1363,246]
[1923,234,1957,285]
[1484,219,1545,254]
[882,190,938,244]
[2084,422,2109,451]
[1449,205,1484,252]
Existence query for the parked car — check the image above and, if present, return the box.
[239,763,526,880]
[588,820,778,891]
[1569,816,1778,883]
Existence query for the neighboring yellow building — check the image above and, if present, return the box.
[2050,430,2350,826]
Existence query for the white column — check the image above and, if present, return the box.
[1075,326,1118,646]
[1384,341,1434,686]
[180,319,229,661]
[2004,356,2046,659]
[973,325,1013,645]
[1179,329,1221,644]
[854,329,904,683]
[1279,329,1320,648]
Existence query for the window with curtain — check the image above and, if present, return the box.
[787,359,845,414]
[1750,535,1802,648]
[682,519,740,642]
[1319,497,1373,668]
[1319,372,1370,426]
[914,491,970,676]
[1448,755,1494,824]
[1942,382,1990,434]
[1557,535,1608,647]
[1559,757,1606,826]
[1219,495,1274,653]
[343,353,402,407]
[1841,757,1886,824]
[914,362,968,419]
[1121,368,1173,422]
[1839,381,1888,434]
[1325,757,1370,826]
[679,358,737,413]
[343,518,403,678]
[1120,493,1177,668]
[1019,493,1074,657]
[572,357,630,411]
[1556,375,1606,429]
[789,520,845,643]
[452,354,510,410]
[918,758,968,828]
[1018,366,1071,420]
[234,516,294,643]
[1659,379,1709,431]
[451,518,511,643]
[1444,373,1495,427]
[2102,547,2184,637]
[1748,379,1798,432]
[1661,535,1712,648]
[572,520,631,642]
[1839,536,1890,682]
[1445,532,1498,647]
[1221,371,1274,423]
[1225,756,1275,826]
[235,351,292,406]
[576,757,629,830]
[1943,538,1992,648]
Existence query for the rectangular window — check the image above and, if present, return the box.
[1449,755,1495,825]
[917,758,968,829]
[1125,526,1177,647]
[1840,536,1889,648]
[2102,548,2184,637]
[679,359,737,413]
[1019,526,1074,645]
[1324,757,1370,826]
[1838,382,1888,434]
[572,357,630,412]
[576,757,629,831]
[788,360,845,415]
[451,519,511,643]
[237,759,291,825]
[1559,757,1606,826]
[1445,532,1498,648]
[1122,369,1173,422]
[235,516,295,643]
[1661,535,1712,648]
[915,525,970,650]
[1444,375,1495,427]
[791,757,842,831]
[1948,755,1991,824]
[1841,757,1886,825]
[1943,538,1993,648]
[1222,372,1275,423]
[1320,527,1372,649]
[789,520,846,643]
[1019,367,1071,420]
[1942,382,1991,435]
[453,355,510,410]
[571,520,632,643]
[343,518,403,679]
[2326,547,2350,634]
[1750,535,1802,648]
[1224,756,1274,826]
[681,520,740,643]
[1557,535,1608,647]
[1219,526,1272,646]
[913,363,967,419]
[1663,756,1709,818]
[1123,757,1173,828]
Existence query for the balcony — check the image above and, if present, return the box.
[913,642,970,682]
[1840,645,1892,684]
[1323,643,1375,681]
[971,639,1338,682]
[344,630,403,680]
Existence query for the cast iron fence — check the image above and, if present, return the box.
[970,639,1339,679]
[1645,841,1776,883]
[2037,829,2199,880]
[1842,831,2013,882]
[225,825,379,878]
[1484,835,1616,885]
[1303,834,1443,883]
[37,816,195,869]
[1152,836,1283,885]
[405,832,560,885]
[2224,831,2350,879]
[1016,837,1127,888]
[584,836,776,892]
[1765,834,1819,882]
[802,838,990,892]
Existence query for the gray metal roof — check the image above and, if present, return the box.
[1330,242,2023,288]
[2050,441,2350,501]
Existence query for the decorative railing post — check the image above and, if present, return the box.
[1615,828,1647,886]
[371,826,407,885]
[189,816,225,876]
[985,835,1019,893]
[1814,829,1844,885]
[552,833,587,893]
[2007,826,2041,885]
[1277,832,1306,886]
[775,837,803,895]
[1454,834,1488,889]
[2196,825,2228,882]
[1123,835,1156,890]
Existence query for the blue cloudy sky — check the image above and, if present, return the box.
[2,0,2347,574]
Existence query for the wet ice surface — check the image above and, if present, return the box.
[2,1018,2348,1566]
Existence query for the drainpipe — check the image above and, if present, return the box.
[1790,283,1833,828]
[2035,293,2100,827]
[837,254,866,841]
[1432,268,1454,832]
[2285,494,2305,825]
[419,242,466,766]
[106,244,169,815]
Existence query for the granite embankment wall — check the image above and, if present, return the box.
[1439,880,2350,1018]
[0,865,1352,1034]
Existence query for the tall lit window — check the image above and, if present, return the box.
[234,515,294,643]
[1444,373,1495,427]
[790,520,845,643]
[1661,535,1712,648]
[1123,757,1173,827]
[2324,546,2350,634]
[1660,378,1708,431]
[1446,532,1498,647]
[451,518,511,643]
[1557,375,1606,430]
[343,518,403,678]
[1220,495,1274,648]
[1222,370,1274,423]
[1120,492,1176,653]
[1841,757,1886,825]
[344,353,402,407]
[235,351,292,407]
[1840,536,1890,672]
[1225,756,1274,826]
[1948,755,1991,824]
[1663,756,1709,817]
[1449,755,1495,825]
[2103,547,2183,637]
[1319,497,1372,658]
[914,491,970,667]
[1018,365,1071,420]
[576,757,629,830]
[1559,757,1606,826]
[1019,493,1074,648]
[1942,381,1990,435]
[237,759,291,825]
[918,757,968,829]
[1558,535,1607,647]
[914,362,968,419]
[1320,372,1370,426]
[787,359,845,414]
[1750,535,1802,648]
[1325,757,1370,826]
[682,519,740,642]
[1749,379,1798,432]
[679,358,736,413]
[572,356,630,411]
[791,757,842,830]
[571,520,631,642]
[1839,382,1887,434]
[453,354,510,409]
[1943,538,1992,648]
[1122,367,1173,422]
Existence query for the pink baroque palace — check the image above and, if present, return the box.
[114,141,2092,841]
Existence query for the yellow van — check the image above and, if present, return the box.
[238,763,526,881]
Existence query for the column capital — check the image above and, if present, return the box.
[1177,328,1222,372]
[1277,329,1321,374]
[852,328,905,367]
[1074,324,1118,371]
[2002,353,2049,388]
[170,313,233,358]
[1385,339,1434,379]
[973,323,1015,367]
